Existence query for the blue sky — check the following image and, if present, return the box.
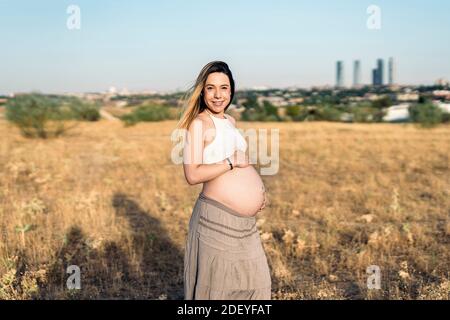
[1,0,450,94]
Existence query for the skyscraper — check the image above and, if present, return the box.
[388,57,395,85]
[372,69,378,86]
[372,58,384,86]
[377,58,384,85]
[336,61,344,88]
[353,60,361,87]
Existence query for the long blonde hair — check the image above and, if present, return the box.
[176,61,235,130]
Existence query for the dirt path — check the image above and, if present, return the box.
[99,109,120,121]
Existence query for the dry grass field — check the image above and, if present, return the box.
[0,117,449,299]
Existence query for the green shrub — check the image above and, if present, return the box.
[351,106,373,123]
[316,105,343,122]
[442,112,450,123]
[409,102,443,128]
[348,104,386,123]
[66,99,100,121]
[5,94,76,138]
[120,104,174,126]
[241,100,282,121]
[5,94,100,138]
[262,101,280,120]
[371,96,393,109]
[294,107,310,121]
[286,105,301,118]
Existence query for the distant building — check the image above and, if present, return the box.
[433,90,450,97]
[353,60,361,87]
[251,86,270,91]
[288,97,305,105]
[397,93,419,102]
[372,59,384,86]
[365,93,383,101]
[388,57,395,85]
[382,104,410,122]
[377,59,384,85]
[257,96,287,107]
[336,61,344,88]
[433,90,450,100]
[119,88,130,96]
[436,101,450,113]
[435,78,449,86]
[372,69,378,87]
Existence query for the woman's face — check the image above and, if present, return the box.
[202,72,231,113]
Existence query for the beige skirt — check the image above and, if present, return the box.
[184,192,272,300]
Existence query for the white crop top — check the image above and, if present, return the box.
[203,112,248,164]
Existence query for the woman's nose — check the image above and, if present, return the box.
[214,90,221,99]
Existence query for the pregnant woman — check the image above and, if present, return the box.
[177,61,271,300]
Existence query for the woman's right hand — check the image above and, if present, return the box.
[230,150,249,168]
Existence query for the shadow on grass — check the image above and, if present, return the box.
[39,192,184,299]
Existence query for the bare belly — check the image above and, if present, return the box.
[202,165,266,216]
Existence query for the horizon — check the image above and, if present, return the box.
[1,0,450,95]
[2,82,448,97]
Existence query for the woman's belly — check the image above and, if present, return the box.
[202,165,266,216]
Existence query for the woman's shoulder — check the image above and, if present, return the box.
[187,113,214,136]
[195,112,214,127]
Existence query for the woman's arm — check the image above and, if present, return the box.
[184,162,231,185]
[182,119,231,185]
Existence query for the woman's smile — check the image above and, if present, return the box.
[212,101,224,106]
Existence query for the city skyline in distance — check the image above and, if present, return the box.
[336,57,397,88]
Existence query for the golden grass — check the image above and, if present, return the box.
[0,118,449,299]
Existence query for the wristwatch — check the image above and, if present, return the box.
[226,157,233,170]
